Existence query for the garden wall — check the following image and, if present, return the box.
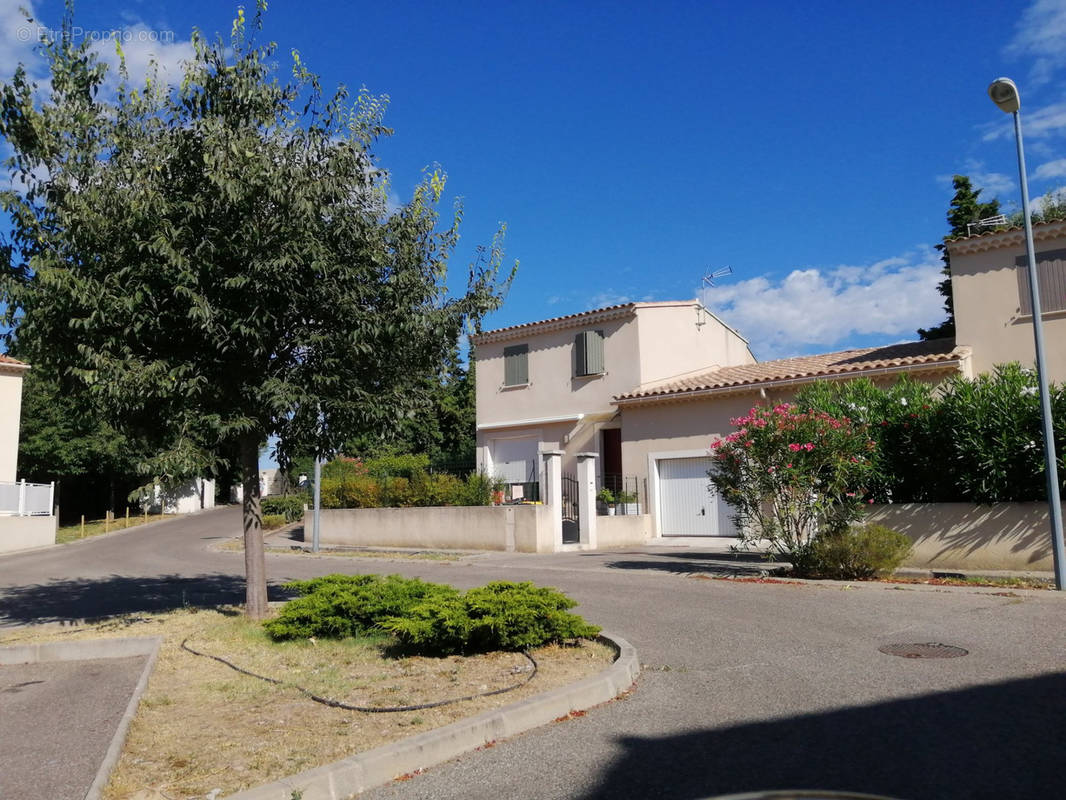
[867,502,1053,572]
[597,514,653,548]
[309,505,556,553]
[0,514,57,555]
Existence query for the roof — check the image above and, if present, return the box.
[0,354,29,369]
[470,300,708,345]
[614,339,969,405]
[946,217,1066,255]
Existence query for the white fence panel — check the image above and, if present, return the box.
[0,480,54,516]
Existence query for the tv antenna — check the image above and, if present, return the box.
[966,215,1008,236]
[696,266,733,328]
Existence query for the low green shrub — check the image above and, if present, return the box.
[320,475,381,509]
[382,581,602,656]
[363,453,430,480]
[261,513,288,531]
[263,574,459,641]
[791,523,912,580]
[261,495,306,522]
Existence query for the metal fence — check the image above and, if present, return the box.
[0,480,55,516]
[600,475,646,516]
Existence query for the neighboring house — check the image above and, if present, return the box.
[0,354,29,483]
[947,217,1066,382]
[472,219,1062,540]
[472,300,755,501]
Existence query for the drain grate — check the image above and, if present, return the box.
[878,642,969,659]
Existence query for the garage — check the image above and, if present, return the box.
[657,456,736,537]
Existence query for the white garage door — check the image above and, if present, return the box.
[658,457,737,537]
[491,436,539,484]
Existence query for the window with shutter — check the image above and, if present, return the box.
[503,344,529,386]
[1016,249,1066,315]
[574,330,605,376]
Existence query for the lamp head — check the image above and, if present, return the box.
[988,78,1020,113]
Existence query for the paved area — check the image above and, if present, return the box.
[2,507,1066,799]
[0,655,148,800]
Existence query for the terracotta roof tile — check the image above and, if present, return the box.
[0,354,28,367]
[615,339,968,403]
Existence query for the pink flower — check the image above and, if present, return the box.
[788,443,802,452]
[804,443,815,451]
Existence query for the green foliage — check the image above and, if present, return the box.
[797,365,1066,503]
[596,487,616,505]
[791,524,912,580]
[0,6,513,614]
[261,514,288,531]
[260,495,306,523]
[265,576,600,656]
[318,457,499,507]
[263,574,459,641]
[920,175,1001,340]
[709,404,875,559]
[381,581,602,656]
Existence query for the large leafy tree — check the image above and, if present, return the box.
[0,7,512,617]
[919,175,1000,340]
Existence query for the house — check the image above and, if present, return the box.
[0,354,58,554]
[472,300,755,503]
[0,354,29,483]
[472,219,1062,543]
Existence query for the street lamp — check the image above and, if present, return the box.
[987,77,1066,590]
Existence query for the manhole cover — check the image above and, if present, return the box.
[878,642,968,659]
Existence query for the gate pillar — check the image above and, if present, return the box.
[576,452,598,549]
[541,450,564,550]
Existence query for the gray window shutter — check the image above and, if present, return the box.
[504,344,528,385]
[575,330,604,376]
[1016,249,1066,315]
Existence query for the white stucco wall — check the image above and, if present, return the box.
[0,367,27,483]
[0,514,56,555]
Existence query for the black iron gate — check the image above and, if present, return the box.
[561,471,580,543]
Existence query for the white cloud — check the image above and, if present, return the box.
[937,161,1014,201]
[90,24,195,89]
[1004,0,1066,86]
[982,101,1066,141]
[699,248,945,359]
[1033,159,1066,181]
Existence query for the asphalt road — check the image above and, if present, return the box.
[2,506,1065,800]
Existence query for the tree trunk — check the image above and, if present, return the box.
[241,434,269,619]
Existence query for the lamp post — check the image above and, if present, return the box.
[988,77,1066,590]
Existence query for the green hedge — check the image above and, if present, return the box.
[319,460,501,509]
[795,364,1066,503]
[260,495,306,522]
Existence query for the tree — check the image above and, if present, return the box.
[0,6,513,618]
[919,175,1000,340]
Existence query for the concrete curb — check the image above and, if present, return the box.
[0,636,162,800]
[225,633,640,800]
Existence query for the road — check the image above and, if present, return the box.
[2,506,1065,799]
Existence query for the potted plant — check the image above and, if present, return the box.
[616,489,638,515]
[596,487,616,515]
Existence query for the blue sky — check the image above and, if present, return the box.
[3,0,1065,360]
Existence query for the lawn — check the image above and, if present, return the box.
[0,608,613,798]
[56,513,175,544]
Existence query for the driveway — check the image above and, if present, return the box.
[2,507,1065,799]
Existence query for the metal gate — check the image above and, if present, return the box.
[561,471,580,543]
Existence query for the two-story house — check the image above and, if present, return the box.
[472,300,754,502]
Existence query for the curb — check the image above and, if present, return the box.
[0,636,162,800]
[225,632,640,800]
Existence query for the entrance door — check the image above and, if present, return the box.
[658,457,735,536]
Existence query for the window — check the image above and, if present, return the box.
[574,329,605,376]
[1016,249,1066,315]
[503,344,529,386]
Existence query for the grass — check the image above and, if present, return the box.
[0,608,612,798]
[56,513,174,544]
[880,574,1053,590]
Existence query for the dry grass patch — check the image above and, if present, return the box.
[56,513,175,544]
[0,608,612,799]
[215,538,466,561]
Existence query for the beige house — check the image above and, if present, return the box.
[472,300,754,501]
[472,218,1062,542]
[0,354,29,483]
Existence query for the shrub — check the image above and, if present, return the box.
[409,471,465,506]
[263,573,459,641]
[261,495,306,523]
[382,581,601,656]
[320,475,381,509]
[261,513,288,531]
[363,453,430,480]
[709,404,876,559]
[459,471,504,506]
[791,524,912,580]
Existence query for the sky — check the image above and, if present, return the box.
[2,0,1065,361]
